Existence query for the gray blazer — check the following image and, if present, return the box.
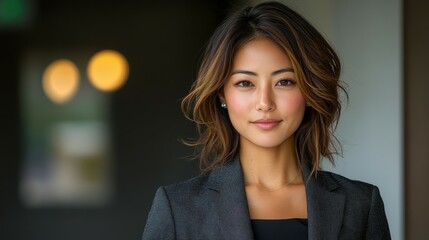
[142,158,391,239]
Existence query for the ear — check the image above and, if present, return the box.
[218,92,225,104]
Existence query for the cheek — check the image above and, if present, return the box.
[277,92,306,115]
[223,86,253,127]
[225,93,251,118]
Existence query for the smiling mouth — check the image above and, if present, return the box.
[251,119,282,130]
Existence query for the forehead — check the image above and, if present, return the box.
[232,38,292,70]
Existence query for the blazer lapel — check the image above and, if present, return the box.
[206,158,254,240]
[205,158,346,240]
[303,163,345,240]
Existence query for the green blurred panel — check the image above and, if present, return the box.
[0,0,32,27]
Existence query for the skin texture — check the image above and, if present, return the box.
[220,38,308,219]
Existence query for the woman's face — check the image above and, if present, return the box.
[221,38,306,149]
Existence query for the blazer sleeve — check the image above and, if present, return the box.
[365,186,391,239]
[142,187,176,240]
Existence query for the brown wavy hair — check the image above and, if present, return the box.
[181,1,347,176]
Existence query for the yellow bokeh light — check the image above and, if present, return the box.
[87,50,129,92]
[43,59,80,104]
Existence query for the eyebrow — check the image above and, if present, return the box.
[230,67,294,76]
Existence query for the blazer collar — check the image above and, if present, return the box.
[206,158,254,240]
[206,158,345,240]
[302,160,345,239]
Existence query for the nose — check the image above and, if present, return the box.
[256,86,275,112]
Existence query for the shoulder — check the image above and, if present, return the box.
[142,174,215,239]
[155,172,214,212]
[161,158,241,197]
[162,172,211,196]
[315,170,391,238]
[146,173,213,223]
[314,169,386,211]
[317,170,378,195]
[315,170,386,217]
[154,172,220,227]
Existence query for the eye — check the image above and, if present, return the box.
[235,81,254,87]
[276,79,295,87]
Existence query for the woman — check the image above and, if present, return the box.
[142,2,391,239]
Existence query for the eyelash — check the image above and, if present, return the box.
[276,79,296,86]
[234,79,295,87]
[235,81,253,87]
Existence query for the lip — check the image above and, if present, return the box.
[251,118,282,130]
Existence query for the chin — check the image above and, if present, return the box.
[249,139,291,149]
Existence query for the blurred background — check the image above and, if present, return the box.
[0,0,427,239]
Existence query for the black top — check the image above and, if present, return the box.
[251,218,308,240]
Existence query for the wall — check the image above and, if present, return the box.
[329,1,402,240]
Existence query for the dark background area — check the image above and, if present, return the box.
[0,0,239,239]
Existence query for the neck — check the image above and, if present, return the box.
[239,136,302,189]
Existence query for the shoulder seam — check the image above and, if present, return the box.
[160,186,177,237]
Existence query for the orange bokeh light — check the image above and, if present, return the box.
[42,59,80,104]
[87,50,129,92]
